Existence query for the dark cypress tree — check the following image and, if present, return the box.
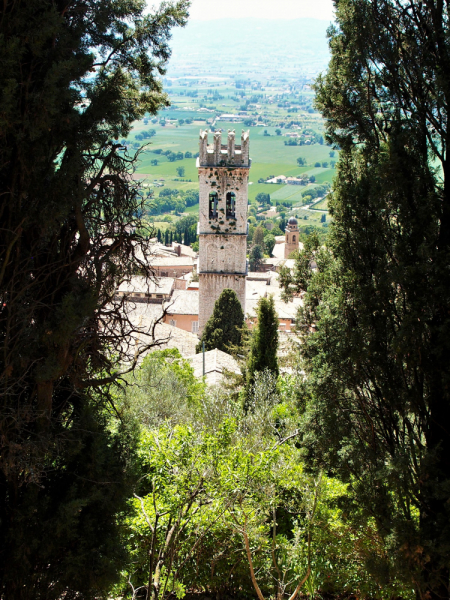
[157,228,162,243]
[169,230,173,245]
[0,0,188,596]
[300,0,450,596]
[196,289,244,353]
[245,295,279,403]
[164,229,169,246]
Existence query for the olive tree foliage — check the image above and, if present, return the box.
[118,356,413,600]
[297,0,450,597]
[0,0,189,597]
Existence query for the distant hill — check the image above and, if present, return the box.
[167,18,331,80]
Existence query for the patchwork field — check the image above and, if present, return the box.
[127,81,337,226]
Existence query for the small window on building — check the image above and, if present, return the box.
[169,319,177,327]
[192,321,199,334]
[292,235,296,242]
[209,191,218,219]
[226,192,236,219]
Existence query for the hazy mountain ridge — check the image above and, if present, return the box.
[167,18,331,80]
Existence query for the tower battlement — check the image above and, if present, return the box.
[198,129,250,167]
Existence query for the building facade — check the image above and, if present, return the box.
[197,129,250,332]
[284,216,299,258]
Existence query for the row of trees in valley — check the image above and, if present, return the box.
[1,0,450,599]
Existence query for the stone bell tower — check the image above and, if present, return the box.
[284,216,299,258]
[197,129,250,333]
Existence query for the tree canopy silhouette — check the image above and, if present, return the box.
[0,0,189,596]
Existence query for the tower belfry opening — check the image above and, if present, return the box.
[197,129,251,333]
[209,191,218,219]
[226,192,236,219]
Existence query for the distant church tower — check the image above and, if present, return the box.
[197,129,250,333]
[284,216,299,258]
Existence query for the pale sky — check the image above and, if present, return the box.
[148,0,335,21]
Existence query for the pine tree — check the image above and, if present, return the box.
[245,296,279,407]
[301,0,450,596]
[0,0,188,596]
[196,289,244,353]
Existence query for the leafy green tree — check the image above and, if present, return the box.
[255,193,271,206]
[176,166,185,177]
[253,226,265,247]
[196,289,245,353]
[297,157,306,166]
[300,0,450,597]
[249,244,264,271]
[0,0,188,595]
[265,234,276,256]
[245,296,279,409]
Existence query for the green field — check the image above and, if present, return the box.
[310,195,329,210]
[128,83,337,221]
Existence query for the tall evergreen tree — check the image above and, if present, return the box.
[0,0,189,596]
[157,228,162,243]
[196,289,244,353]
[253,225,265,247]
[299,0,450,597]
[245,295,279,407]
[249,244,264,271]
[165,229,169,246]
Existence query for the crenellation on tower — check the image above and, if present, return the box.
[197,129,251,168]
[197,130,251,333]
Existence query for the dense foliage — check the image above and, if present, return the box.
[0,0,188,596]
[287,0,450,598]
[196,289,245,353]
[116,352,414,600]
[245,296,279,410]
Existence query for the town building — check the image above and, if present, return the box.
[116,276,174,303]
[284,216,299,258]
[186,348,240,386]
[197,129,250,332]
[163,289,199,334]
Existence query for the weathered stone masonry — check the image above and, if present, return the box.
[197,129,250,333]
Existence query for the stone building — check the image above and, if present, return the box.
[284,216,299,258]
[197,129,250,332]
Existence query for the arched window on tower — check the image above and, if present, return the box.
[292,235,296,242]
[209,191,218,219]
[226,192,236,219]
